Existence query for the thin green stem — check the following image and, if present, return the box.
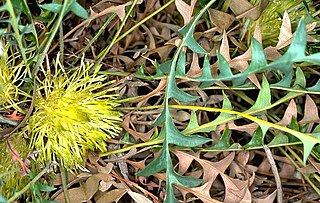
[95,0,139,67]
[7,163,55,203]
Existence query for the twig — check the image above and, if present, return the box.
[263,145,283,203]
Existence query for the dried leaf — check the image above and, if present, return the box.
[276,11,292,50]
[278,99,297,126]
[208,9,235,32]
[96,188,127,203]
[127,191,153,203]
[84,176,100,200]
[175,0,197,25]
[54,187,87,203]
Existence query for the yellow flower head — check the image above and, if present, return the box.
[0,42,28,111]
[23,58,122,169]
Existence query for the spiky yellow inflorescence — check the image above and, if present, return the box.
[0,43,28,112]
[22,58,122,169]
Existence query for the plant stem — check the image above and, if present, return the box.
[7,163,55,203]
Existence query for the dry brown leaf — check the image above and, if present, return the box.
[187,52,201,77]
[208,9,235,33]
[258,158,271,174]
[253,190,277,203]
[279,162,295,179]
[299,95,320,124]
[174,151,199,175]
[127,191,153,203]
[278,99,297,126]
[175,0,197,25]
[174,151,237,194]
[84,176,100,200]
[220,31,231,61]
[276,11,292,49]
[96,188,128,203]
[231,0,268,20]
[54,187,87,203]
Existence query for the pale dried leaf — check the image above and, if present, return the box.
[276,11,292,50]
[220,31,231,61]
[299,95,319,124]
[96,188,127,203]
[208,9,235,32]
[84,176,100,200]
[278,99,297,126]
[54,187,87,203]
[175,0,197,24]
[127,191,153,203]
[253,190,277,203]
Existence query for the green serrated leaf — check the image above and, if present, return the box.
[159,60,172,74]
[176,51,187,77]
[244,127,264,148]
[307,79,320,92]
[297,53,320,64]
[293,67,306,88]
[166,117,211,147]
[152,110,166,127]
[169,168,203,187]
[217,52,233,80]
[246,76,271,114]
[206,126,231,150]
[300,133,320,164]
[187,92,233,133]
[168,75,198,102]
[282,19,307,62]
[137,144,169,176]
[182,110,199,133]
[268,133,289,146]
[199,55,214,88]
[244,38,267,74]
[179,18,207,54]
[39,3,63,13]
[69,1,89,19]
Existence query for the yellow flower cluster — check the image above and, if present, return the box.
[23,60,122,169]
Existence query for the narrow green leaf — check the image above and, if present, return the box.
[293,67,306,88]
[179,18,207,54]
[206,126,231,150]
[137,144,169,176]
[169,168,203,187]
[167,118,211,147]
[182,110,199,133]
[176,51,187,77]
[244,38,267,74]
[69,1,89,19]
[217,52,233,80]
[39,3,63,13]
[168,75,198,102]
[268,133,289,146]
[246,76,271,114]
[244,127,264,148]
